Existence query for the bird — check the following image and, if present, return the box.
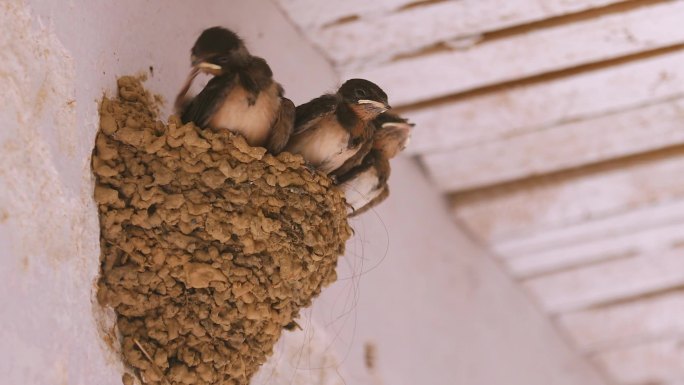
[337,112,412,216]
[331,111,402,179]
[175,26,295,154]
[284,79,390,175]
[174,27,250,113]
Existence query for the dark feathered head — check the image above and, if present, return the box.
[191,27,250,74]
[338,79,390,116]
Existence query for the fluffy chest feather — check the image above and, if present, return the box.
[210,82,280,147]
[288,116,364,174]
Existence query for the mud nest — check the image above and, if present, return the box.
[93,76,352,385]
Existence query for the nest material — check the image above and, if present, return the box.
[93,76,351,385]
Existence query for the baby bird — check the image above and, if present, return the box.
[285,79,390,175]
[337,113,412,216]
[175,26,295,154]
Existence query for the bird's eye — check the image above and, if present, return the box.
[355,88,368,98]
[210,55,230,65]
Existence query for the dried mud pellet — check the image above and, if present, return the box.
[101,114,118,135]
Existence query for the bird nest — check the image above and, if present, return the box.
[93,76,352,385]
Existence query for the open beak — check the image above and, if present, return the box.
[358,99,391,113]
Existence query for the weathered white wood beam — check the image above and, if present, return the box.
[426,98,684,192]
[493,200,684,259]
[353,1,684,106]
[274,0,429,30]
[407,49,684,155]
[592,340,684,385]
[505,221,684,278]
[559,291,684,352]
[315,0,625,68]
[524,249,684,313]
[452,151,684,243]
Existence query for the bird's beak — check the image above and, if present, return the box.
[193,61,223,76]
[358,100,391,113]
[381,122,414,130]
[196,62,222,71]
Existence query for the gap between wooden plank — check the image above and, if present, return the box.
[523,248,684,313]
[450,145,684,243]
[426,97,684,192]
[558,288,684,353]
[360,1,684,106]
[494,200,684,258]
[396,43,684,113]
[326,0,631,68]
[405,48,684,155]
[392,0,662,62]
[504,221,684,279]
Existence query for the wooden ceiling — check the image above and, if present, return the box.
[276,0,684,383]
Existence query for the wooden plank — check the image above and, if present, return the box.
[352,1,684,106]
[559,291,684,352]
[506,221,684,277]
[494,200,684,258]
[425,98,684,192]
[406,49,684,155]
[592,340,684,385]
[524,249,684,313]
[452,150,684,243]
[274,0,428,29]
[315,0,624,68]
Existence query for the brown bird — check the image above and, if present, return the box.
[337,113,412,216]
[285,79,390,175]
[175,27,295,154]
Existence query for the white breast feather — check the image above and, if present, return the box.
[342,167,381,211]
[288,116,358,174]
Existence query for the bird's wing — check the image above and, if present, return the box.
[181,74,237,128]
[350,184,389,217]
[293,94,338,135]
[266,96,295,154]
[239,56,274,104]
[335,150,378,184]
[331,138,373,179]
[174,67,200,114]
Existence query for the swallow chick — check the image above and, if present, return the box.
[337,113,412,216]
[176,26,295,154]
[285,79,390,175]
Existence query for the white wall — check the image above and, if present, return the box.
[0,1,605,384]
[299,157,608,385]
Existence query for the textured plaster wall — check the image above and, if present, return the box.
[0,1,604,385]
[308,157,608,385]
